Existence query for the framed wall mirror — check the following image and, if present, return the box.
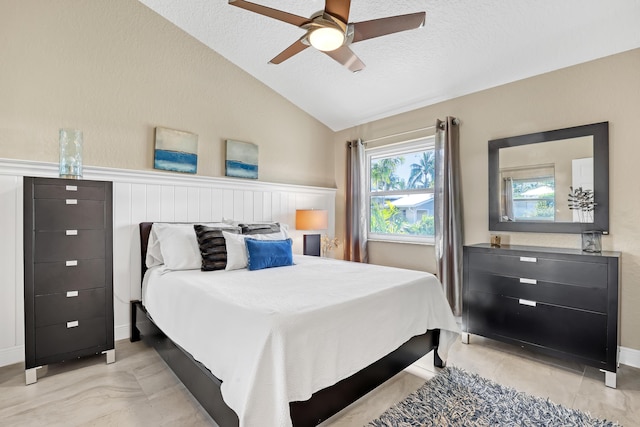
[489,122,609,234]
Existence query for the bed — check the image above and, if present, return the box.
[130,222,459,426]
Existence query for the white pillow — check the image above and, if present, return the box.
[223,230,288,271]
[151,223,232,271]
[145,227,164,268]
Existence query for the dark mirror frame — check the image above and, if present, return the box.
[489,122,609,234]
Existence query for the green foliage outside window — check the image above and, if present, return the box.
[370,200,435,236]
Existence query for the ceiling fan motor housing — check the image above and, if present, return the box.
[303,12,348,51]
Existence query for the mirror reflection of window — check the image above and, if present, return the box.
[497,136,593,223]
[500,165,555,222]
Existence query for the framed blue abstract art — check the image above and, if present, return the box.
[154,127,198,174]
[226,139,258,179]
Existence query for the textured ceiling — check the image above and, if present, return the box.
[138,0,640,131]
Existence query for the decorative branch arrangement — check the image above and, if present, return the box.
[321,234,340,257]
[568,186,596,223]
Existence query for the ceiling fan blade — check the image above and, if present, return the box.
[324,46,365,73]
[352,12,425,43]
[229,0,309,27]
[269,39,309,64]
[324,0,351,24]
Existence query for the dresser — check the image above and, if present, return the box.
[462,243,619,387]
[23,177,114,384]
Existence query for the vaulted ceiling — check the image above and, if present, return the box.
[138,0,640,131]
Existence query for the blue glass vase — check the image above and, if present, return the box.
[59,129,83,179]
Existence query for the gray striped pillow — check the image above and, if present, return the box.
[194,224,240,271]
[239,222,281,235]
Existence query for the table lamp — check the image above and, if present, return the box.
[295,209,328,256]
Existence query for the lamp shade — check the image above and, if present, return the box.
[295,209,328,231]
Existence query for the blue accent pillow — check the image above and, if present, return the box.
[245,238,293,271]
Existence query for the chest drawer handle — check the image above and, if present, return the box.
[519,256,537,263]
[66,199,78,205]
[519,299,537,307]
[65,260,78,267]
[519,278,537,285]
[65,185,78,191]
[66,291,79,298]
[67,320,79,328]
[66,230,78,236]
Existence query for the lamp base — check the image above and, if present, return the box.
[303,234,321,257]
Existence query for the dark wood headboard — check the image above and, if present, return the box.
[140,222,154,279]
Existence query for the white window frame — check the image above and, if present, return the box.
[366,137,436,244]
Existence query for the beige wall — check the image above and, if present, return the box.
[334,48,640,351]
[0,0,335,188]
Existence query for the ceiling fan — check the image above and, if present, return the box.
[228,0,426,73]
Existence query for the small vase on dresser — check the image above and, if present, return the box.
[23,177,115,385]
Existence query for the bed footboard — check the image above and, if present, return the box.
[130,300,440,427]
[131,300,239,426]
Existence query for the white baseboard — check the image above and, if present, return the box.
[0,345,24,367]
[115,325,130,341]
[619,346,640,369]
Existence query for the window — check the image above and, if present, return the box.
[500,165,555,222]
[366,138,435,243]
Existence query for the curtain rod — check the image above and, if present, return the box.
[363,118,459,145]
[363,125,436,144]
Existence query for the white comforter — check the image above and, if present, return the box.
[143,255,459,427]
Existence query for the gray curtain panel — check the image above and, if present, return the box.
[502,176,514,221]
[434,117,463,316]
[345,139,368,263]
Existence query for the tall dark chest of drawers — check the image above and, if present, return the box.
[24,177,114,384]
[463,244,620,387]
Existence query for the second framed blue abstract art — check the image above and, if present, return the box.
[226,139,258,179]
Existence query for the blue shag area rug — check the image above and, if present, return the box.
[367,366,621,426]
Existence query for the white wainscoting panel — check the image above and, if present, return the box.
[0,158,336,366]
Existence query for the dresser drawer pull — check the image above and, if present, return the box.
[66,230,78,236]
[65,185,78,191]
[519,256,537,263]
[67,320,79,328]
[66,291,79,298]
[519,299,537,307]
[519,278,537,285]
[66,199,78,205]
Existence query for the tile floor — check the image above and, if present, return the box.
[1,336,638,426]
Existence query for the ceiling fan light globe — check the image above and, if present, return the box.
[309,27,344,51]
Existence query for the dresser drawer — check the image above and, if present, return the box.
[35,317,107,359]
[468,271,607,313]
[34,259,106,295]
[34,230,105,262]
[35,288,105,327]
[467,291,607,362]
[34,182,105,201]
[468,251,608,289]
[34,199,106,231]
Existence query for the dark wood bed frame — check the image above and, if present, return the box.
[130,222,444,427]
